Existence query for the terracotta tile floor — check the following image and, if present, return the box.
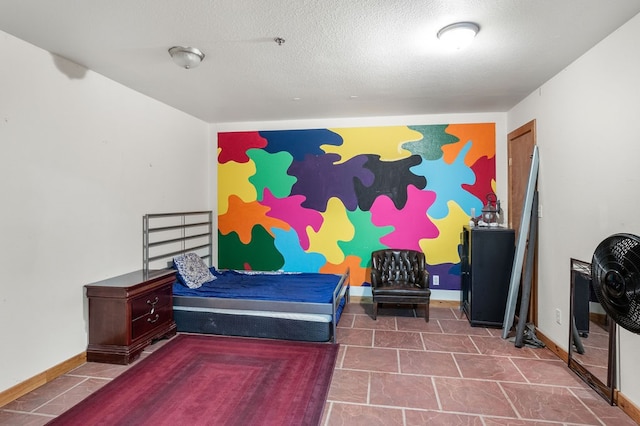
[0,303,636,425]
[323,303,636,426]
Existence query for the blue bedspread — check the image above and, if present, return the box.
[172,269,343,304]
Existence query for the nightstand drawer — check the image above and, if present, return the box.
[132,303,172,340]
[131,285,172,320]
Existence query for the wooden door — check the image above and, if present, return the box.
[507,120,537,324]
[508,121,536,235]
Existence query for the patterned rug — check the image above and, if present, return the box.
[47,334,338,425]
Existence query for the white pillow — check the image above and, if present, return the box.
[173,253,215,289]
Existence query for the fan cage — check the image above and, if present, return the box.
[591,233,640,334]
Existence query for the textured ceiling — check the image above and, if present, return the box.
[1,1,639,123]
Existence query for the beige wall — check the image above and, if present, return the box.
[0,31,211,392]
[508,12,640,406]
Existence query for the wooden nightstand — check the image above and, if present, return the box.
[85,269,177,364]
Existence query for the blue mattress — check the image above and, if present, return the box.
[172,269,343,303]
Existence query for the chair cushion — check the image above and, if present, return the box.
[374,282,431,298]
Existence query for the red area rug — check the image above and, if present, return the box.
[48,334,338,426]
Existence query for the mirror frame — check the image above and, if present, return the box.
[568,258,616,405]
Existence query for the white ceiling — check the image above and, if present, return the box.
[1,1,639,124]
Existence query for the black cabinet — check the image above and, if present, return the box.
[460,226,515,327]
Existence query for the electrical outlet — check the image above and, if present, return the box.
[555,308,561,324]
[432,275,439,286]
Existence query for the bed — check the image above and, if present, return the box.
[143,211,350,342]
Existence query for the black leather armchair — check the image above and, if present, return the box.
[371,249,431,322]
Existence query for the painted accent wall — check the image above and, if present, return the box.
[508,11,640,410]
[217,124,496,291]
[0,31,210,393]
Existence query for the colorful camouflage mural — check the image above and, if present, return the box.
[217,123,496,290]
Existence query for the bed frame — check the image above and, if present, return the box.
[143,211,214,274]
[143,211,349,342]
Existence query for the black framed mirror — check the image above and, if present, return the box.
[568,258,616,404]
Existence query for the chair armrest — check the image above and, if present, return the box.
[420,270,430,288]
[371,270,382,288]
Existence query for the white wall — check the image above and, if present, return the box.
[0,31,210,393]
[508,12,640,406]
[212,112,508,301]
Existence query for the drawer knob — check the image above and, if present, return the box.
[147,296,159,306]
[147,313,160,323]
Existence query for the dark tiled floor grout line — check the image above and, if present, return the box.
[334,366,589,388]
[322,400,593,425]
[335,342,564,361]
[28,382,80,416]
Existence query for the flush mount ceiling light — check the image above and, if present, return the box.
[168,46,205,69]
[437,22,480,50]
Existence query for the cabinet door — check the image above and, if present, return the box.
[468,229,515,327]
[460,227,471,314]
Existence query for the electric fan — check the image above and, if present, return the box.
[591,233,640,334]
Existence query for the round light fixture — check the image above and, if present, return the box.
[437,22,480,50]
[168,46,205,69]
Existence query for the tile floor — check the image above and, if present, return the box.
[0,303,636,425]
[323,303,636,426]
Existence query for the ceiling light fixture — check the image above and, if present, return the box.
[437,22,480,50]
[168,46,205,69]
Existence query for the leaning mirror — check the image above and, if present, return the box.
[568,258,616,404]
